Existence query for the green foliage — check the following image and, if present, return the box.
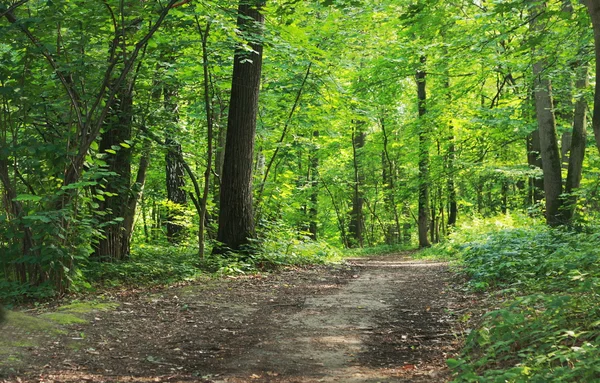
[441,218,600,382]
[346,243,415,257]
[252,220,342,269]
[202,220,342,275]
[80,245,203,288]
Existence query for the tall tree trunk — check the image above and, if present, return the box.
[563,63,588,222]
[164,85,187,243]
[308,130,319,240]
[122,137,152,250]
[416,56,431,248]
[380,116,401,244]
[349,122,365,248]
[584,0,600,154]
[214,111,226,207]
[531,2,563,226]
[198,19,214,258]
[215,0,265,253]
[94,81,133,261]
[322,178,348,248]
[446,82,457,227]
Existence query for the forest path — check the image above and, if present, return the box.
[1,253,466,383]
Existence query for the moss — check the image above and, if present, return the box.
[57,301,118,314]
[1,338,37,348]
[41,312,88,325]
[4,311,57,333]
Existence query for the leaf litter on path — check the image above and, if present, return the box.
[1,253,471,383]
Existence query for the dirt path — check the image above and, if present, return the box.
[1,253,465,383]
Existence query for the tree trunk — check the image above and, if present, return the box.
[563,63,588,222]
[380,117,401,244]
[198,20,214,258]
[94,81,133,261]
[122,137,152,250]
[416,56,431,248]
[446,80,457,227]
[531,2,563,226]
[164,86,187,243]
[349,122,365,248]
[308,130,319,240]
[584,0,600,155]
[561,131,572,168]
[215,0,265,253]
[527,129,545,204]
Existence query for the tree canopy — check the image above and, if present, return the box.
[0,0,598,296]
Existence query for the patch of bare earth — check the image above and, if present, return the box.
[1,253,469,383]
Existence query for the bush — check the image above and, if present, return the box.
[206,220,342,275]
[80,245,203,288]
[435,216,600,382]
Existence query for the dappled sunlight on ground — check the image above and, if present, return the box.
[2,253,466,383]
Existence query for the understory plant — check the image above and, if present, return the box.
[205,220,342,275]
[439,215,600,382]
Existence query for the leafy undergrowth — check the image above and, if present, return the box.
[0,223,343,303]
[80,227,341,291]
[345,243,415,257]
[436,215,600,382]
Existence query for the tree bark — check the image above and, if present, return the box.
[380,117,401,244]
[122,137,152,251]
[93,81,134,261]
[349,122,366,248]
[531,2,563,226]
[445,79,457,227]
[164,86,187,243]
[308,130,319,240]
[584,0,600,154]
[563,63,588,222]
[527,129,545,204]
[215,0,265,253]
[416,55,431,248]
[198,19,213,258]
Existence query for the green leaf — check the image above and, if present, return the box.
[14,194,42,202]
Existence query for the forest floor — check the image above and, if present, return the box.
[0,253,475,383]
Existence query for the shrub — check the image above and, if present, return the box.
[436,216,600,382]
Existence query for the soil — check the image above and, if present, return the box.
[0,253,471,383]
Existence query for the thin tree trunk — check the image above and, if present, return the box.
[255,62,312,211]
[445,80,457,227]
[322,178,348,248]
[197,19,213,258]
[349,122,365,248]
[308,130,319,240]
[531,2,563,226]
[380,117,401,244]
[122,137,152,249]
[564,63,588,222]
[164,85,187,243]
[416,55,431,248]
[584,0,600,154]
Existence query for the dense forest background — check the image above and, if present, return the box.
[3,0,600,381]
[1,0,600,297]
